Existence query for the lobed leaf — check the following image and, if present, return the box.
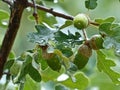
[54,30,82,47]
[28,24,55,46]
[60,72,89,90]
[99,22,120,56]
[95,17,115,24]
[97,50,120,84]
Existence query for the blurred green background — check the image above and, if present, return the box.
[0,0,120,90]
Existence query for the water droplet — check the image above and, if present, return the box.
[2,21,8,26]
[26,7,31,12]
[71,76,76,82]
[54,0,58,3]
[118,78,120,81]
[57,74,69,81]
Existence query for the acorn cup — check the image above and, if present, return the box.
[73,44,92,70]
[89,35,104,50]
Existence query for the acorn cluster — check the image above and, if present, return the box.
[73,13,104,69]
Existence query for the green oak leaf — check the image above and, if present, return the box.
[23,75,41,90]
[14,55,32,83]
[60,72,89,90]
[103,37,120,56]
[99,22,112,35]
[97,50,120,84]
[28,24,55,46]
[59,20,73,30]
[95,17,115,24]
[33,48,48,70]
[4,60,14,70]
[41,67,64,82]
[56,44,73,57]
[10,61,22,76]
[28,63,41,82]
[8,51,16,60]
[54,30,82,47]
[85,0,98,10]
[99,22,120,56]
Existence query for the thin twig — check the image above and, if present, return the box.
[32,0,38,24]
[90,21,100,26]
[27,2,74,20]
[82,29,88,41]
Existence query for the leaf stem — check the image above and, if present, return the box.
[82,29,88,41]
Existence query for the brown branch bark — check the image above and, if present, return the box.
[27,2,74,20]
[0,0,27,79]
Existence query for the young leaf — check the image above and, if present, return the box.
[59,20,73,30]
[28,63,41,82]
[15,55,32,82]
[41,67,63,82]
[24,75,41,90]
[60,72,89,90]
[10,61,22,76]
[54,30,82,47]
[8,51,16,60]
[97,50,120,85]
[4,60,14,70]
[28,24,55,45]
[85,0,98,10]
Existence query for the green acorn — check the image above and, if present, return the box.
[46,54,61,72]
[74,44,92,70]
[89,35,104,50]
[73,13,89,29]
